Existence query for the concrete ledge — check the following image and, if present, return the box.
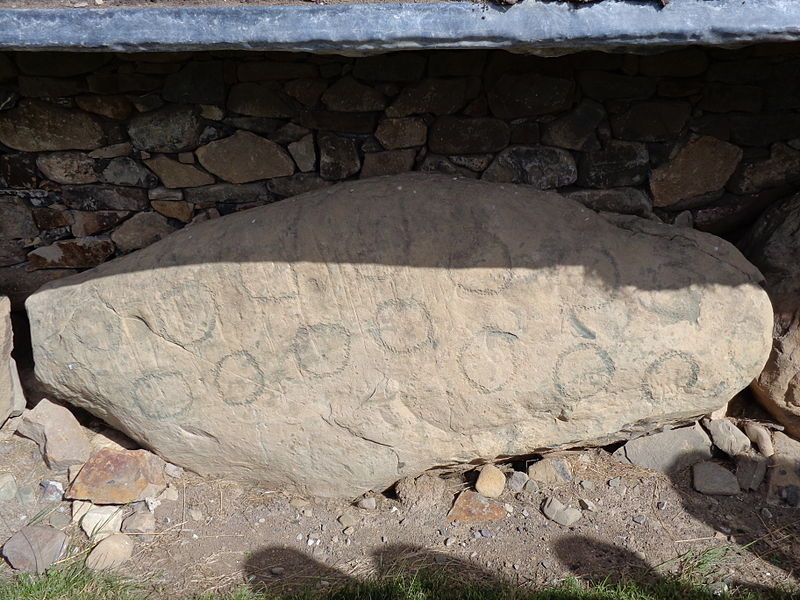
[0,0,799,54]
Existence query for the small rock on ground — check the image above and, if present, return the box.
[744,422,774,457]
[357,497,377,510]
[0,472,17,501]
[527,457,572,485]
[81,505,124,540]
[541,497,581,527]
[447,490,506,523]
[703,419,751,457]
[506,470,528,492]
[617,425,712,473]
[693,461,741,496]
[475,465,506,498]
[2,526,68,574]
[86,534,134,570]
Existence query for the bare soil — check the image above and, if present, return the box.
[0,425,797,598]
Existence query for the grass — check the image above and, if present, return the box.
[0,566,797,600]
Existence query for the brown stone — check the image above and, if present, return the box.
[28,239,115,269]
[360,150,416,179]
[89,143,133,160]
[228,83,298,118]
[447,491,507,523]
[127,105,202,153]
[71,211,129,237]
[321,77,386,112]
[75,95,134,121]
[728,143,800,195]
[144,156,214,189]
[0,100,104,152]
[375,118,427,150]
[196,131,295,184]
[62,185,148,212]
[111,212,177,253]
[428,116,510,155]
[650,136,743,207]
[32,207,70,230]
[386,78,468,118]
[1,526,68,574]
[1,154,39,188]
[151,200,194,223]
[36,152,97,185]
[66,447,166,504]
[319,134,360,180]
[16,398,91,471]
[0,196,37,239]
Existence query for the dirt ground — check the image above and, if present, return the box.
[0,418,797,599]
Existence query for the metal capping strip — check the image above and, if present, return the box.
[0,0,798,54]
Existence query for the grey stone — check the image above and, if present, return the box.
[386,78,468,118]
[523,480,540,493]
[419,154,476,179]
[0,472,17,501]
[163,61,225,105]
[540,99,605,151]
[127,105,202,153]
[736,452,768,491]
[16,399,91,472]
[36,152,97,185]
[319,134,360,180]
[111,212,177,253]
[184,182,271,207]
[288,134,317,173]
[620,425,713,474]
[375,118,427,150]
[98,158,158,189]
[610,101,691,142]
[577,140,649,188]
[565,188,652,218]
[49,511,71,529]
[360,149,416,179]
[703,419,751,457]
[428,116,510,155]
[26,174,773,497]
[1,526,68,573]
[483,146,577,189]
[541,497,581,527]
[527,457,572,485]
[506,471,529,492]
[322,77,386,112]
[81,505,124,540]
[85,534,134,570]
[489,72,574,119]
[228,83,298,119]
[632,514,647,524]
[357,497,377,510]
[0,197,37,239]
[16,485,35,506]
[267,173,332,198]
[744,422,774,458]
[692,461,740,496]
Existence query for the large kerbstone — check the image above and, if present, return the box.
[740,194,800,437]
[27,174,772,497]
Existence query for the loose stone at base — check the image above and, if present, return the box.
[86,534,134,570]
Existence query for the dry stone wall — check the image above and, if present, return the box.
[1,45,800,307]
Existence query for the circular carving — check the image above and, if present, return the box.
[373,298,435,354]
[554,343,615,401]
[153,281,217,346]
[238,261,298,303]
[458,329,519,394]
[131,371,194,420]
[637,263,703,324]
[292,323,352,378]
[447,229,514,295]
[568,248,621,312]
[213,350,266,406]
[642,351,700,403]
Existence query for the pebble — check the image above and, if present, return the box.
[270,567,285,576]
[343,527,354,536]
[657,501,667,510]
[295,533,303,541]
[541,497,581,527]
[579,498,596,512]
[760,507,773,519]
[504,503,514,513]
[86,534,134,571]
[188,508,203,521]
[357,497,377,510]
[475,465,506,498]
[580,480,594,490]
[521,508,530,518]
[608,477,621,488]
[523,479,540,493]
[506,471,529,492]
[40,480,64,502]
[632,514,647,524]
[444,537,456,547]
[338,513,357,528]
[381,536,388,543]
[480,529,492,538]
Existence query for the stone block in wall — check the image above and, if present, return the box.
[15,52,110,77]
[268,123,312,146]
[61,185,148,212]
[707,59,771,84]
[428,50,487,78]
[127,105,202,153]
[321,77,387,112]
[32,206,70,231]
[36,152,98,185]
[352,53,426,82]
[298,111,378,135]
[0,100,105,152]
[223,116,283,137]
[151,200,194,223]
[0,194,37,239]
[86,74,161,95]
[419,154,477,179]
[287,134,317,172]
[610,101,690,142]
[648,136,742,208]
[98,157,159,189]
[0,54,15,82]
[577,140,649,188]
[449,154,494,173]
[267,173,332,198]
[75,95,134,121]
[111,212,177,254]
[71,211,130,237]
[360,149,417,179]
[565,188,652,218]
[729,113,800,147]
[196,131,295,184]
[28,238,115,269]
[144,156,214,189]
[238,60,319,82]
[1,154,40,188]
[89,143,133,160]
[483,146,577,190]
[578,71,656,100]
[692,189,788,236]
[18,76,87,99]
[658,79,704,99]
[228,82,299,119]
[386,78,468,118]
[639,48,708,78]
[0,296,23,428]
[163,61,226,105]
[284,78,328,108]
[540,99,604,151]
[0,241,26,267]
[728,143,800,194]
[319,133,360,180]
[488,72,574,119]
[699,83,763,114]
[375,118,427,150]
[184,182,271,209]
[426,116,509,155]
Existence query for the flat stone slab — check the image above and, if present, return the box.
[0,0,798,53]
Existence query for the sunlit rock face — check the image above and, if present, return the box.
[27,174,772,497]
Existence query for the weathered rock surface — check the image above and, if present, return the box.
[740,194,800,438]
[80,505,124,540]
[27,174,772,497]
[85,534,134,570]
[692,461,740,496]
[447,491,506,523]
[16,399,91,471]
[0,100,104,152]
[67,448,166,504]
[0,296,23,427]
[1,526,68,573]
[614,425,713,473]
